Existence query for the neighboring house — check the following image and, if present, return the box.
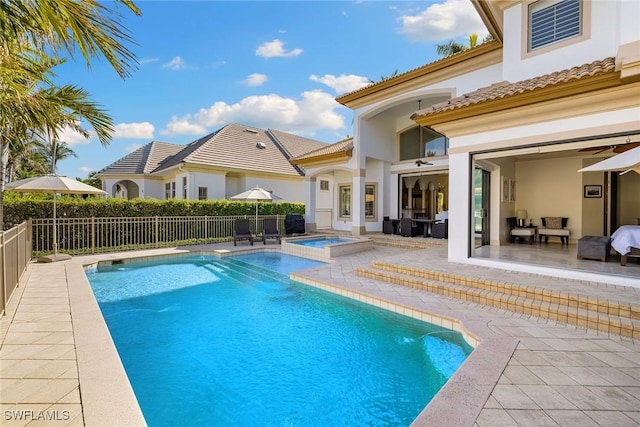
[96,123,328,202]
[293,0,639,268]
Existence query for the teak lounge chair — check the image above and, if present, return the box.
[234,218,254,246]
[262,217,281,244]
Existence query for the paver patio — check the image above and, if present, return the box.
[1,241,638,426]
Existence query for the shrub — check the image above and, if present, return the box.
[3,193,305,226]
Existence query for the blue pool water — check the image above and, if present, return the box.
[87,253,472,426]
[290,237,354,247]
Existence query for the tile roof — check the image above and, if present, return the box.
[411,57,617,118]
[267,129,328,158]
[336,41,497,104]
[98,123,329,178]
[96,141,183,175]
[291,137,353,162]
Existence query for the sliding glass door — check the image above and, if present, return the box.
[474,167,490,247]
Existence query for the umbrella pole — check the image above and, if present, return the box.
[53,194,58,255]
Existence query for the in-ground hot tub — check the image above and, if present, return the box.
[281,235,373,262]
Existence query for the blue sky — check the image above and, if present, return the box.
[54,0,488,178]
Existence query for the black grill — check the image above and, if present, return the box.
[284,213,305,235]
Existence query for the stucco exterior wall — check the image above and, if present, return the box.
[190,172,226,200]
[502,1,624,82]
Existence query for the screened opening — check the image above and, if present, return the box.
[399,126,448,161]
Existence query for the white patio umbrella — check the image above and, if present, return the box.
[4,175,106,262]
[230,187,282,225]
[578,145,640,175]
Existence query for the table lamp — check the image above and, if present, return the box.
[516,209,528,227]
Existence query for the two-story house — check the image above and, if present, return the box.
[292,0,640,281]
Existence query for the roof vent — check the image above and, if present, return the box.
[256,142,266,149]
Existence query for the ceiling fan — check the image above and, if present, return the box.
[578,138,640,155]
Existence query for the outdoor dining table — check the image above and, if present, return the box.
[413,218,437,237]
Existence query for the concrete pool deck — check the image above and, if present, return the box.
[1,242,639,426]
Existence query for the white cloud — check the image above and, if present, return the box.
[58,126,91,147]
[114,122,155,139]
[79,166,93,173]
[244,73,268,87]
[256,39,303,58]
[160,117,208,136]
[399,0,487,42]
[163,56,187,70]
[125,143,143,153]
[310,74,370,95]
[161,91,345,137]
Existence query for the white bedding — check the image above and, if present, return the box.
[611,225,640,255]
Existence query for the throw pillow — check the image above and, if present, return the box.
[545,217,563,229]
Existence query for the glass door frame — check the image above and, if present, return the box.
[473,166,490,248]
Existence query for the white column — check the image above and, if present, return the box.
[448,153,472,262]
[352,169,366,235]
[304,177,317,232]
[389,173,399,219]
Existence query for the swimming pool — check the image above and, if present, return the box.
[87,253,472,426]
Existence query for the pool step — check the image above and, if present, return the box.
[354,261,640,339]
[206,258,289,287]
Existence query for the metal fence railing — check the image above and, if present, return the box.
[1,220,32,316]
[31,215,287,257]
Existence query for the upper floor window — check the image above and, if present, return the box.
[529,0,581,51]
[399,126,448,161]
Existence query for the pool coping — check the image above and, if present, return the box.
[70,247,517,426]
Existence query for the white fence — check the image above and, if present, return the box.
[31,215,289,256]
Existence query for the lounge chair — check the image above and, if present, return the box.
[234,218,254,246]
[262,217,281,244]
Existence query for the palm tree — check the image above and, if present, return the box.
[436,39,469,57]
[371,69,400,83]
[34,139,78,175]
[0,0,141,78]
[5,130,49,181]
[435,33,493,57]
[0,40,114,228]
[0,0,140,228]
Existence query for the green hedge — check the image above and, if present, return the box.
[3,193,305,226]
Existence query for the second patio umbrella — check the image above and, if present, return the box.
[230,187,282,226]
